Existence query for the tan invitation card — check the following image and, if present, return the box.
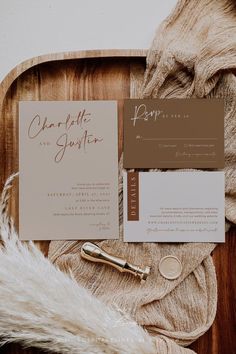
[123,171,225,242]
[123,99,224,169]
[19,101,119,240]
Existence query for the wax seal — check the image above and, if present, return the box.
[159,255,182,280]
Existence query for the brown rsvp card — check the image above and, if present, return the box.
[19,101,119,240]
[123,99,224,169]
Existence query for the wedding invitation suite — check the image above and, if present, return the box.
[19,101,119,240]
[123,171,225,242]
[123,99,224,169]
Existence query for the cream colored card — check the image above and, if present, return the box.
[19,101,119,240]
[124,171,225,242]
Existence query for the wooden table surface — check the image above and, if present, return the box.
[0,50,235,354]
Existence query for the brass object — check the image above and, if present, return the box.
[81,242,151,281]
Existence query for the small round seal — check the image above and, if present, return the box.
[159,255,182,280]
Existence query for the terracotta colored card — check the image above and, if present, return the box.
[124,171,225,243]
[19,101,119,240]
[123,99,224,168]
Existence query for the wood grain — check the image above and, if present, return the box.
[0,50,235,354]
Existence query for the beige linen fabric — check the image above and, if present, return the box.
[49,0,236,353]
[143,0,236,224]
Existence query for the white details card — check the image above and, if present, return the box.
[124,171,225,242]
[19,101,119,240]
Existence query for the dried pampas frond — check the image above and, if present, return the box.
[0,174,157,354]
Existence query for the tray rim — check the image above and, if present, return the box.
[0,49,147,112]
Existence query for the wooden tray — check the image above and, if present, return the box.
[0,49,235,354]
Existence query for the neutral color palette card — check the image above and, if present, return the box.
[19,101,119,240]
[124,171,225,242]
